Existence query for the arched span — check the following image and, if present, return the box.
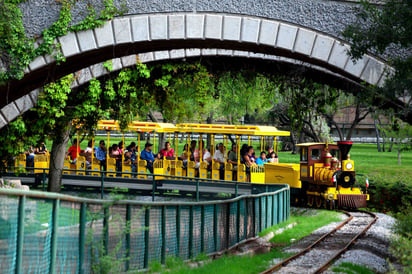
[0,12,390,128]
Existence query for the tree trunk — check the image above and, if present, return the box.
[398,149,401,165]
[290,131,297,154]
[346,103,369,141]
[374,119,381,152]
[48,121,72,193]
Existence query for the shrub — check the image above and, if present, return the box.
[357,174,412,212]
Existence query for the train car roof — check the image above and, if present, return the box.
[296,142,337,147]
[97,120,176,133]
[176,123,290,136]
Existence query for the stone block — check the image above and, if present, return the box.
[201,49,217,56]
[169,49,186,59]
[205,14,222,40]
[1,103,20,123]
[15,94,34,114]
[154,50,170,60]
[311,35,334,62]
[0,113,7,129]
[294,28,316,56]
[223,16,241,41]
[276,24,297,50]
[90,62,107,78]
[76,29,97,51]
[112,58,123,71]
[58,32,80,57]
[168,15,185,39]
[344,55,368,78]
[241,18,260,43]
[28,56,46,71]
[233,50,249,57]
[186,14,204,39]
[121,55,137,68]
[76,67,93,86]
[361,57,385,85]
[186,48,202,57]
[131,16,150,42]
[94,21,114,47]
[258,20,278,46]
[29,88,41,105]
[150,15,168,40]
[328,42,349,69]
[113,17,132,44]
[138,52,154,63]
[217,49,233,56]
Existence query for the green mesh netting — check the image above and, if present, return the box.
[0,186,289,272]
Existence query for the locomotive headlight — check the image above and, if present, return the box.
[345,162,353,170]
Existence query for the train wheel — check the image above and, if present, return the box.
[307,195,314,207]
[315,196,323,208]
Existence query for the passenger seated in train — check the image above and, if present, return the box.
[35,141,48,155]
[243,146,256,168]
[95,140,107,170]
[110,144,122,172]
[240,144,249,163]
[256,151,268,167]
[65,139,80,163]
[160,141,175,159]
[140,142,155,173]
[212,143,226,180]
[189,140,197,162]
[194,141,212,169]
[267,152,279,163]
[79,140,93,169]
[25,145,36,167]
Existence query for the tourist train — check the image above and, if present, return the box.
[11,120,368,209]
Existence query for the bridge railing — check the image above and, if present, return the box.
[0,184,289,273]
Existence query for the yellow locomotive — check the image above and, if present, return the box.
[265,141,368,209]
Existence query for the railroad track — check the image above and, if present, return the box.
[261,210,378,274]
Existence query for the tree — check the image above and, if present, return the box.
[0,62,152,191]
[343,0,412,124]
[379,118,412,165]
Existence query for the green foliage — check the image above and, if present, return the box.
[332,262,374,274]
[391,209,412,272]
[216,71,279,123]
[0,0,124,82]
[343,0,412,124]
[360,174,412,212]
[150,62,215,122]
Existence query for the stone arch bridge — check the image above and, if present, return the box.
[0,1,391,129]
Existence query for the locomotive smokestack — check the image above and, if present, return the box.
[337,141,353,161]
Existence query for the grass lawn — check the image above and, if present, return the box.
[146,209,343,274]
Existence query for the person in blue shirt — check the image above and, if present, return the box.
[140,142,155,173]
[95,140,107,170]
[256,151,268,167]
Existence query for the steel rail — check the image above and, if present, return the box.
[260,210,377,274]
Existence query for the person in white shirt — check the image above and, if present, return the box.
[213,143,226,179]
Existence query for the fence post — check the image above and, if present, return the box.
[79,202,86,274]
[42,169,46,191]
[144,208,150,269]
[100,172,104,199]
[161,206,166,264]
[258,197,262,232]
[103,207,109,255]
[244,198,248,240]
[189,205,193,258]
[125,204,131,271]
[226,203,230,249]
[49,199,60,273]
[235,181,238,197]
[196,179,199,202]
[236,200,240,243]
[200,205,205,253]
[176,205,180,257]
[15,196,26,274]
[213,204,218,252]
[152,175,156,202]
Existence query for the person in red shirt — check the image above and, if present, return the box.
[159,142,175,159]
[65,139,81,163]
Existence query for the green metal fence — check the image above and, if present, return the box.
[0,184,289,273]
